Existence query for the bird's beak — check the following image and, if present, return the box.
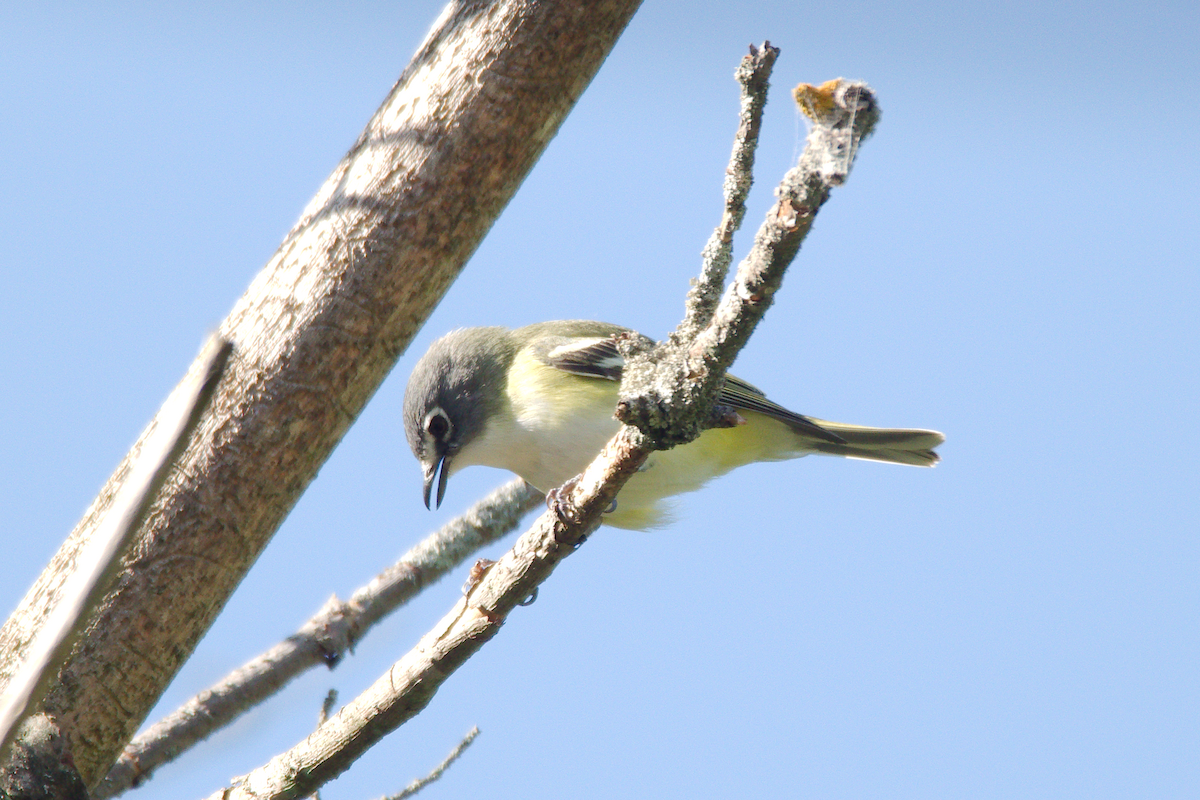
[422,452,452,510]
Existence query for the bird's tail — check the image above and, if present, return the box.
[804,419,944,467]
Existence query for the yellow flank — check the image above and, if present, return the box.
[506,350,618,431]
[490,349,941,529]
[495,351,625,495]
[504,349,805,529]
[610,412,798,529]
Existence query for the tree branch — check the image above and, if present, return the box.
[383,727,479,800]
[0,336,230,767]
[204,53,880,800]
[0,0,642,788]
[682,42,778,339]
[0,340,230,800]
[93,480,539,798]
[618,74,880,446]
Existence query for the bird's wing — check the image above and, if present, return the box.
[536,335,629,381]
[532,331,844,445]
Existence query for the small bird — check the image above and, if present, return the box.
[404,321,944,529]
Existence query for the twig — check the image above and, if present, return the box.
[383,727,479,800]
[94,480,540,798]
[203,53,879,800]
[317,691,337,728]
[308,691,338,800]
[682,42,779,339]
[0,336,232,766]
[617,75,880,445]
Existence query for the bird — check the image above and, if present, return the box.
[403,320,944,529]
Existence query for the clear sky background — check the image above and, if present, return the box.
[2,2,1197,798]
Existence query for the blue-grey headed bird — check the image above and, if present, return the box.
[403,321,943,529]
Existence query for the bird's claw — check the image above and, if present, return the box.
[546,478,589,547]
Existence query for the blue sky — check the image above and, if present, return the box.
[2,2,1197,798]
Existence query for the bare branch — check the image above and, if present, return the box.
[204,53,880,800]
[0,336,231,765]
[94,480,539,798]
[383,727,479,800]
[317,691,337,730]
[0,1,642,787]
[311,691,338,800]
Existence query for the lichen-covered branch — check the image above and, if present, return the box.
[204,57,880,800]
[682,42,779,339]
[617,77,880,446]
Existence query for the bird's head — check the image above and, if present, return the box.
[403,327,511,509]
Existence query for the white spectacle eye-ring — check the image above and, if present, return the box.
[424,407,451,441]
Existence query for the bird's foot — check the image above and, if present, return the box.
[547,477,589,547]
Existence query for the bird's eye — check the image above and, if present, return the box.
[425,409,450,440]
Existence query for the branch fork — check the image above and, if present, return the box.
[152,48,882,800]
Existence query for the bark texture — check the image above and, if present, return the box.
[0,0,641,787]
[202,55,884,800]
